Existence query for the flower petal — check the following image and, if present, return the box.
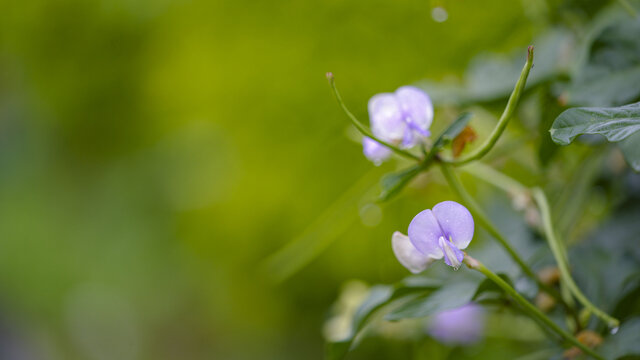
[392,232,435,274]
[395,86,433,136]
[428,303,485,345]
[408,209,444,259]
[439,236,464,270]
[368,93,406,142]
[362,137,392,165]
[432,201,474,250]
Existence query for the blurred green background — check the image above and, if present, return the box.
[0,1,610,359]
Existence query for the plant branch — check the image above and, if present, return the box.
[438,162,571,310]
[464,254,604,360]
[531,187,620,329]
[445,46,534,166]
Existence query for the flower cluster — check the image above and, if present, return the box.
[363,86,433,165]
[392,201,474,271]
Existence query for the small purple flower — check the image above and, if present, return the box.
[364,86,433,164]
[428,303,485,345]
[392,201,474,272]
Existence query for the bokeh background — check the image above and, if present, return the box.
[0,0,623,359]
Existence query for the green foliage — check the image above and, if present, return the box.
[550,102,640,170]
[325,278,442,360]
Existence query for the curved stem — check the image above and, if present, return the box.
[464,255,604,360]
[326,73,421,161]
[445,46,534,166]
[532,188,620,329]
[438,162,572,311]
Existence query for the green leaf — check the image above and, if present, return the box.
[473,273,513,302]
[550,102,640,144]
[550,102,640,170]
[431,112,473,150]
[385,280,478,321]
[599,317,640,359]
[325,278,441,360]
[378,165,423,202]
[566,18,640,107]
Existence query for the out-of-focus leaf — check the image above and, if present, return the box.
[549,102,640,171]
[378,164,422,202]
[325,278,442,360]
[566,18,640,106]
[264,168,383,282]
[537,88,564,166]
[385,280,478,321]
[416,29,575,105]
[619,130,640,171]
[570,206,640,317]
[599,317,640,359]
[473,273,513,302]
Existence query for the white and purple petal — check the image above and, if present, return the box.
[368,93,406,142]
[408,209,445,259]
[428,303,485,345]
[392,232,435,274]
[362,137,392,165]
[432,201,474,250]
[395,86,433,136]
[438,236,464,270]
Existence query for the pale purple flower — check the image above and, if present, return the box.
[392,201,474,272]
[428,303,485,345]
[363,137,392,166]
[364,86,433,164]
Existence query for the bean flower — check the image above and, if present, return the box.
[392,201,474,272]
[428,303,485,345]
[363,86,433,165]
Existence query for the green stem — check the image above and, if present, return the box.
[445,46,534,166]
[438,162,570,310]
[463,255,604,360]
[618,0,638,18]
[532,187,620,329]
[326,73,421,161]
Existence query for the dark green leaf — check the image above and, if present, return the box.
[566,18,640,107]
[325,279,441,360]
[473,273,513,301]
[619,130,640,171]
[378,165,422,202]
[385,280,478,321]
[550,102,640,171]
[599,317,640,359]
[550,102,640,145]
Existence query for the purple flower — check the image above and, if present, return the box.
[428,303,485,345]
[363,86,433,164]
[392,201,474,272]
